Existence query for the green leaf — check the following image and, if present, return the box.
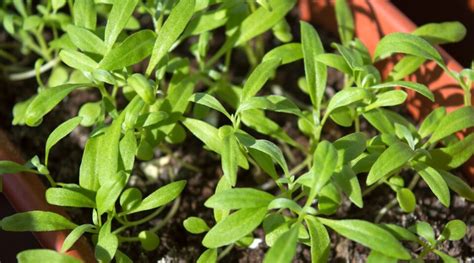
[61,224,95,252]
[78,102,102,127]
[197,249,217,263]
[115,250,133,263]
[59,50,98,72]
[73,0,96,30]
[45,116,82,166]
[414,163,451,207]
[183,119,249,168]
[95,219,118,262]
[374,32,444,65]
[182,7,228,37]
[119,130,137,172]
[434,250,458,263]
[184,217,210,234]
[389,56,425,81]
[190,92,231,119]
[98,115,125,186]
[0,160,33,175]
[240,58,281,103]
[0,211,76,231]
[138,230,160,251]
[367,142,415,185]
[325,88,369,115]
[202,207,267,248]
[379,224,418,242]
[79,135,103,191]
[334,132,367,165]
[17,250,80,263]
[126,73,155,104]
[366,90,407,110]
[235,0,296,46]
[263,226,298,263]
[46,187,95,208]
[129,180,186,214]
[240,110,298,148]
[426,133,474,170]
[262,43,303,65]
[301,21,327,111]
[429,106,474,143]
[440,219,466,241]
[333,165,363,208]
[205,188,274,210]
[419,107,446,138]
[318,218,411,260]
[146,0,195,75]
[66,25,106,54]
[312,141,338,193]
[182,118,220,153]
[413,22,466,45]
[370,81,434,102]
[366,251,397,263]
[220,127,239,186]
[306,216,330,263]
[25,83,93,126]
[100,30,156,71]
[119,188,142,212]
[315,53,352,74]
[250,139,290,176]
[104,0,139,47]
[96,172,127,215]
[238,95,301,116]
[267,198,303,214]
[409,221,435,245]
[438,169,474,201]
[335,0,354,45]
[396,188,416,213]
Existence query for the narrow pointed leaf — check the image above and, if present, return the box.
[301,21,327,111]
[1,211,76,231]
[306,216,330,263]
[318,218,411,260]
[129,180,186,214]
[367,142,415,185]
[17,250,80,263]
[205,188,275,209]
[263,226,298,263]
[104,0,139,47]
[45,116,82,165]
[374,32,444,65]
[25,83,93,126]
[203,207,267,248]
[146,0,195,75]
[100,30,156,70]
[370,81,434,102]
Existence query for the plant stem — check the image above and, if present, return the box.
[43,172,57,187]
[464,87,472,106]
[217,244,234,261]
[149,197,181,233]
[375,198,397,223]
[8,57,59,81]
[354,114,360,132]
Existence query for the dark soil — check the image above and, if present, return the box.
[0,8,473,263]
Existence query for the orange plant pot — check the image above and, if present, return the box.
[298,0,474,183]
[0,130,95,262]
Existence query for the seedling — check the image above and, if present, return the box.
[0,0,472,262]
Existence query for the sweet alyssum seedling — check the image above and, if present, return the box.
[0,0,472,262]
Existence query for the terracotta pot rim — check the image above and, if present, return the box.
[0,129,95,262]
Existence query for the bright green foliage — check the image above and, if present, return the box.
[0,0,472,262]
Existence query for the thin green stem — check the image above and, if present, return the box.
[149,197,181,233]
[217,244,235,261]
